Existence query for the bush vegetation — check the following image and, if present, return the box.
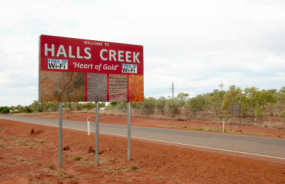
[2,85,285,126]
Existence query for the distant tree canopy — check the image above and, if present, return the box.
[0,106,10,113]
[185,94,206,118]
[2,86,285,120]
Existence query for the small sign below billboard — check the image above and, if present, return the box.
[39,35,144,102]
[232,103,241,117]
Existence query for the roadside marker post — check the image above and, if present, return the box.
[223,120,224,132]
[87,117,90,136]
[58,102,62,168]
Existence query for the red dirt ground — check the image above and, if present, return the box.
[19,112,285,138]
[1,118,285,184]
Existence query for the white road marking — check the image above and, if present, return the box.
[211,137,258,144]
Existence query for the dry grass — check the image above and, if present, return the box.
[129,165,140,171]
[56,169,75,178]
[48,164,57,170]
[73,155,83,161]
[261,121,285,130]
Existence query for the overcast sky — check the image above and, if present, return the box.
[1,0,285,106]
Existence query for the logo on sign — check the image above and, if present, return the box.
[122,64,137,73]
[48,59,68,70]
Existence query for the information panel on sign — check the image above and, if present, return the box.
[39,35,144,102]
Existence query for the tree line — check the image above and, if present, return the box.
[1,86,285,121]
[107,85,285,120]
[0,101,106,114]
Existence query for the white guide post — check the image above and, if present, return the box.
[223,120,225,132]
[87,117,90,136]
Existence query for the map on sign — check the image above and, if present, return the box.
[39,35,144,102]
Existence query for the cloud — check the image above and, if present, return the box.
[1,0,285,106]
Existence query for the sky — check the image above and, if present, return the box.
[1,0,285,106]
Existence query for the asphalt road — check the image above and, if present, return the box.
[1,115,285,159]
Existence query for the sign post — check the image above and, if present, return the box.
[95,102,99,165]
[58,102,62,168]
[127,102,131,160]
[232,103,241,131]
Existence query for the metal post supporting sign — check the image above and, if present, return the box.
[95,102,99,165]
[127,102,131,160]
[58,102,62,168]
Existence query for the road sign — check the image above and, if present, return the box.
[233,103,241,117]
[39,35,144,102]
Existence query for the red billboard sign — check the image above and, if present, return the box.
[39,35,144,102]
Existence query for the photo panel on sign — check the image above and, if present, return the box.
[40,71,85,102]
[129,75,144,102]
[87,73,107,102]
[109,74,127,102]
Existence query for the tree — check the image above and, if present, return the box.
[49,102,59,111]
[131,102,143,109]
[209,90,225,116]
[105,103,115,110]
[99,102,106,108]
[155,97,167,115]
[142,97,156,116]
[110,102,117,107]
[243,87,275,120]
[82,102,95,110]
[244,87,260,119]
[279,86,285,93]
[23,106,31,113]
[222,85,242,109]
[282,110,285,122]
[259,90,276,114]
[268,89,277,94]
[210,94,222,116]
[115,102,127,110]
[0,106,10,113]
[236,93,250,116]
[14,104,24,113]
[185,95,206,119]
[275,93,285,111]
[29,100,40,112]
[166,97,179,115]
[176,92,189,107]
